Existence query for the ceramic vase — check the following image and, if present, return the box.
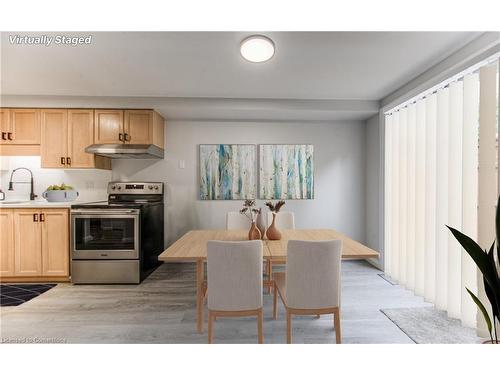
[248,221,262,240]
[256,213,266,239]
[266,212,282,240]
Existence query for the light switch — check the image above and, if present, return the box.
[179,160,186,169]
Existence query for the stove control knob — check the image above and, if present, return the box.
[148,185,153,190]
[154,186,159,190]
[111,185,116,190]
[117,186,122,190]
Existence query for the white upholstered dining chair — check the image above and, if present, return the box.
[266,211,295,230]
[206,240,264,343]
[226,211,251,230]
[273,239,342,344]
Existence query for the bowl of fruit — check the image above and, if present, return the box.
[42,183,79,202]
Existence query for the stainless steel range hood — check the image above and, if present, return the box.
[85,144,164,159]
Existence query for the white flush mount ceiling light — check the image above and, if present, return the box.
[240,35,275,63]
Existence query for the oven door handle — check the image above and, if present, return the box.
[71,210,139,215]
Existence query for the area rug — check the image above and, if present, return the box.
[0,284,56,307]
[381,307,482,344]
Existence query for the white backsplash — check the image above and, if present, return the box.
[0,156,112,203]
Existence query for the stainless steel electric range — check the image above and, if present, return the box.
[70,182,164,284]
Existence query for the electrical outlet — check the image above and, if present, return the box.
[179,160,186,169]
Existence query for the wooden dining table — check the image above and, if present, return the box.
[158,229,379,333]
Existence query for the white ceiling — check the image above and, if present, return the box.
[0,31,482,120]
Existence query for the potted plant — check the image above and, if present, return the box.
[447,196,500,344]
[265,200,286,240]
[240,199,262,240]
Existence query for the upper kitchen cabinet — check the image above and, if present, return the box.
[94,109,165,148]
[124,110,153,145]
[0,109,10,145]
[124,110,165,148]
[41,109,111,170]
[68,109,108,168]
[9,108,41,144]
[0,108,41,155]
[41,109,68,168]
[94,109,124,144]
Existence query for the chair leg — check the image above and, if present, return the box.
[267,260,272,294]
[257,309,264,344]
[208,311,214,344]
[334,309,341,344]
[273,283,278,319]
[286,310,292,344]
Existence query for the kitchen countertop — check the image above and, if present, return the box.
[0,199,90,208]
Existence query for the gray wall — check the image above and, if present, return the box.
[365,114,383,269]
[112,120,367,247]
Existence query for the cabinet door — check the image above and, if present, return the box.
[14,209,42,276]
[152,111,165,149]
[0,210,15,276]
[41,109,68,168]
[0,109,11,145]
[94,109,124,144]
[10,108,41,144]
[41,209,69,277]
[68,109,95,168]
[124,110,153,145]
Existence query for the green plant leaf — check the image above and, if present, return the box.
[496,196,500,279]
[466,288,493,337]
[496,196,500,261]
[485,242,500,321]
[447,226,499,295]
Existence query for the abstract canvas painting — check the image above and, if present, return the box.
[259,144,314,199]
[199,144,256,200]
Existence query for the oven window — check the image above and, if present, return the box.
[74,217,136,250]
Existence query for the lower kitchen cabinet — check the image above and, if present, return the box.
[14,209,43,276]
[0,210,15,276]
[0,208,70,281]
[41,209,69,276]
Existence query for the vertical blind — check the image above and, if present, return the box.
[384,61,499,328]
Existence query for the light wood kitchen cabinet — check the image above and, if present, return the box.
[0,208,70,281]
[125,110,153,145]
[68,109,98,168]
[41,109,111,169]
[41,109,68,168]
[0,108,10,145]
[0,210,15,276]
[9,108,41,144]
[94,109,165,147]
[0,108,41,155]
[14,209,43,276]
[41,209,69,276]
[94,109,124,144]
[124,110,165,148]
[1,106,165,158]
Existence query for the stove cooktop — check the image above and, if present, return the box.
[71,201,149,209]
[71,182,164,210]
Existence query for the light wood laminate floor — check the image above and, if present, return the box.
[0,260,431,344]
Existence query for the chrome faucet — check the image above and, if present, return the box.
[8,168,37,200]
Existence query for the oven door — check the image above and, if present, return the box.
[71,209,140,260]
